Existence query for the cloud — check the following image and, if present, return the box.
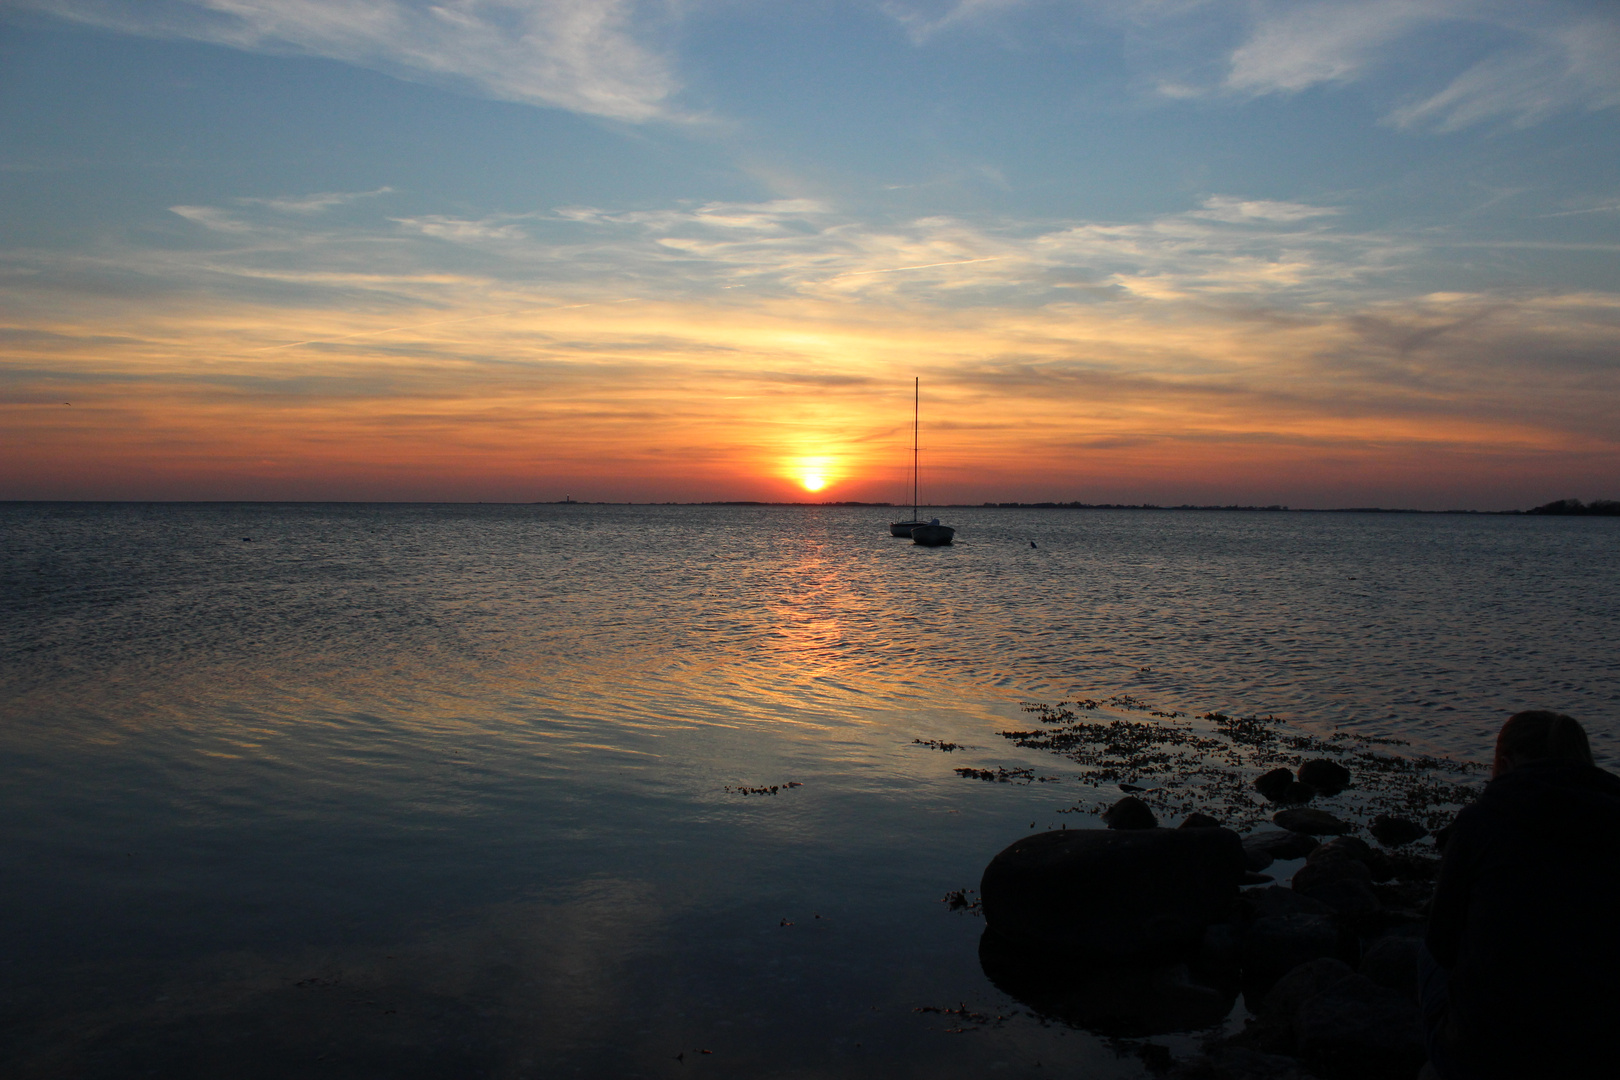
[880,1,1620,132]
[16,0,679,121]
[1224,0,1620,131]
[1385,15,1620,131]
[880,0,1029,44]
[1224,0,1449,95]
[1190,195,1341,223]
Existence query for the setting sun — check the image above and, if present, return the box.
[802,474,826,492]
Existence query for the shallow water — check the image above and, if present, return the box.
[2,504,1615,1077]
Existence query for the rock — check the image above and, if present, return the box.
[1382,851,1439,882]
[1370,814,1428,847]
[1306,836,1396,882]
[1291,868,1379,916]
[1295,859,1371,893]
[980,827,1244,959]
[1104,795,1158,830]
[1181,812,1222,829]
[1242,915,1344,985]
[1242,830,1319,873]
[1298,876,1380,915]
[1273,809,1352,836]
[1371,880,1435,914]
[1259,957,1355,1041]
[1359,934,1422,999]
[1297,759,1351,794]
[1294,973,1425,1077]
[1243,871,1275,885]
[1241,885,1335,919]
[1198,921,1244,968]
[1255,767,1296,801]
[1304,836,1372,865]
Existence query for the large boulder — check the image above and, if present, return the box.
[980,827,1243,959]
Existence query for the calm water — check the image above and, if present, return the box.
[2,504,1615,1078]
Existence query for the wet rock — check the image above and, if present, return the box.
[1241,886,1335,919]
[1242,830,1319,873]
[1181,812,1223,829]
[1242,915,1344,985]
[1369,815,1428,847]
[1304,836,1372,866]
[1294,973,1425,1078]
[1104,795,1158,830]
[1294,858,1371,894]
[1297,760,1351,794]
[980,827,1244,959]
[1359,934,1422,999]
[1306,836,1396,882]
[1272,809,1352,836]
[1255,768,1296,802]
[1258,957,1355,1044]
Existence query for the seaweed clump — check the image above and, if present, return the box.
[1000,701,1483,833]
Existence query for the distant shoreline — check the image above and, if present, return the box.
[6,499,1615,515]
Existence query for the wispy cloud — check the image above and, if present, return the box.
[1226,0,1620,131]
[881,1,1620,132]
[16,0,679,120]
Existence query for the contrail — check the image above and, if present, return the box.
[824,256,1002,280]
[246,298,638,352]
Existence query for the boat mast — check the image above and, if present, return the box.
[913,377,919,520]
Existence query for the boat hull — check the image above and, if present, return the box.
[910,524,955,546]
[890,520,926,537]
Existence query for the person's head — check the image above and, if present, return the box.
[1492,710,1594,778]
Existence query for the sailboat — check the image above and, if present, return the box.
[889,378,955,545]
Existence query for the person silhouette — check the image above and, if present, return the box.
[1421,711,1620,1079]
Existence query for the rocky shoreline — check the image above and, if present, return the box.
[960,703,1480,1080]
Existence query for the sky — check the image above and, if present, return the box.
[2,1,1617,508]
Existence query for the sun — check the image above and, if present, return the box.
[801,473,827,492]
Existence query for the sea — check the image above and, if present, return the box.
[2,503,1615,1078]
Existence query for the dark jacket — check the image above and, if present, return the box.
[1426,760,1620,1077]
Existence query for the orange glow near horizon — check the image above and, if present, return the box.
[1,289,1615,509]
